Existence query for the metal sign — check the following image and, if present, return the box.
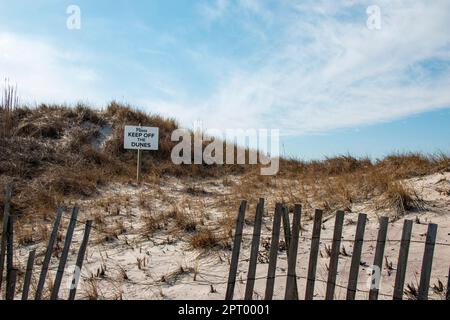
[124,126,159,150]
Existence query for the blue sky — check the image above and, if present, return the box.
[1,0,450,160]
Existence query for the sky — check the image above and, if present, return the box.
[0,0,449,160]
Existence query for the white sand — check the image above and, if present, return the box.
[13,172,450,300]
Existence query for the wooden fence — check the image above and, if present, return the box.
[1,185,449,300]
[0,185,92,300]
[225,199,450,300]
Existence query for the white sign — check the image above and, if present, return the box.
[124,126,159,150]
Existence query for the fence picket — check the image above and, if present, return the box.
[325,210,345,300]
[368,216,389,300]
[2,191,443,302]
[69,220,93,300]
[5,211,14,300]
[281,205,299,295]
[50,207,79,300]
[35,206,64,300]
[5,268,16,300]
[244,198,264,300]
[305,209,323,300]
[446,266,450,301]
[282,205,291,254]
[346,213,367,300]
[22,249,36,300]
[285,204,302,300]
[225,200,247,300]
[264,203,282,300]
[0,184,11,294]
[393,219,413,300]
[417,223,438,300]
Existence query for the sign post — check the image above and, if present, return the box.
[124,125,159,184]
[137,147,142,183]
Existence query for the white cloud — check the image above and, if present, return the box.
[186,0,450,135]
[2,1,450,139]
[238,0,272,21]
[0,32,104,106]
[197,0,230,22]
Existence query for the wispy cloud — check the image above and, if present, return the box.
[238,0,273,21]
[1,1,450,138]
[197,0,230,22]
[0,32,104,105]
[186,0,450,134]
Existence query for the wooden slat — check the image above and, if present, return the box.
[35,206,64,300]
[283,205,298,296]
[5,211,14,300]
[22,249,36,300]
[50,207,79,300]
[417,223,438,300]
[393,219,413,300]
[225,200,247,300]
[305,209,323,300]
[282,205,291,254]
[244,198,264,300]
[346,213,367,300]
[281,204,299,297]
[0,184,11,293]
[69,220,93,300]
[5,268,17,300]
[446,266,450,301]
[325,210,345,300]
[368,216,389,300]
[264,203,282,300]
[285,204,302,300]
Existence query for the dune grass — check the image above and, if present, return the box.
[1,102,449,230]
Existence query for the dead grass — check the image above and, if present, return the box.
[218,212,237,242]
[228,153,447,218]
[1,79,19,138]
[98,218,127,243]
[16,224,35,246]
[404,282,419,300]
[160,265,195,286]
[190,228,226,249]
[171,205,198,233]
[140,211,167,236]
[82,278,100,300]
[375,180,426,218]
[1,102,449,229]
[0,102,251,222]
[432,279,447,299]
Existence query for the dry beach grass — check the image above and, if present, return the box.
[1,101,450,300]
